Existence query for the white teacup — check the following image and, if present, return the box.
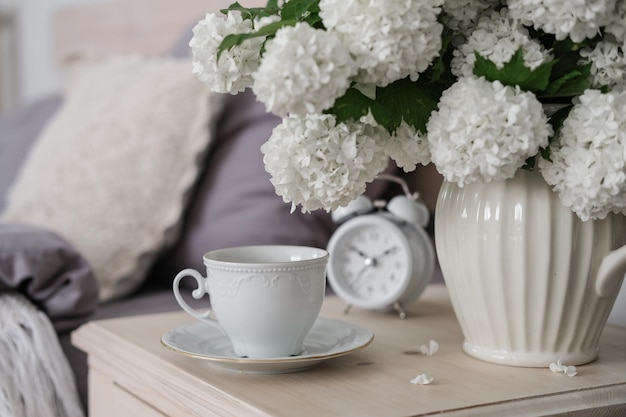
[173,245,329,359]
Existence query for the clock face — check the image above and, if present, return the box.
[327,215,413,309]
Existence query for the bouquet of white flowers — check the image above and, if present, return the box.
[190,0,626,221]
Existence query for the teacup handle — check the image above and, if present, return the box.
[173,268,216,323]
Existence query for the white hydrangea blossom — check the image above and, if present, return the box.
[427,76,552,186]
[410,373,434,385]
[417,340,439,357]
[261,114,390,213]
[386,121,431,173]
[579,39,626,88]
[451,8,553,78]
[507,0,615,43]
[539,88,626,220]
[189,12,263,94]
[319,0,444,87]
[252,23,356,117]
[254,14,281,29]
[441,0,500,36]
[549,359,578,377]
[605,2,626,47]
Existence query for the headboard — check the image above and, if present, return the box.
[53,0,266,63]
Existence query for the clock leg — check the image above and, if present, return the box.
[343,303,353,315]
[393,302,407,319]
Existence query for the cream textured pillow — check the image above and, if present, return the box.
[1,56,224,302]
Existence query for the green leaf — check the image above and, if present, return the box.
[216,0,323,60]
[375,78,444,134]
[522,155,538,171]
[551,37,577,58]
[327,86,374,124]
[217,19,297,60]
[543,70,583,96]
[280,0,322,28]
[527,103,572,168]
[303,13,322,28]
[546,104,572,139]
[220,2,267,21]
[427,26,455,85]
[552,72,592,98]
[550,50,582,80]
[220,1,244,14]
[473,48,554,93]
[217,33,251,59]
[328,78,444,135]
[541,66,591,99]
[281,0,320,21]
[521,62,554,92]
[220,1,281,21]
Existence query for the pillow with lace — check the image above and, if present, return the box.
[1,55,224,302]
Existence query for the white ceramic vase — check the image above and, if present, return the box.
[435,169,626,367]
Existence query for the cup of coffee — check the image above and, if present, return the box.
[173,245,329,358]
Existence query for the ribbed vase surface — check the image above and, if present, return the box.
[435,169,626,366]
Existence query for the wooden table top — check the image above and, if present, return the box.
[73,284,626,416]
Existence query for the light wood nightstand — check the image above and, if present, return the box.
[72,285,626,417]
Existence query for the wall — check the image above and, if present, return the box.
[1,0,106,112]
[0,0,19,111]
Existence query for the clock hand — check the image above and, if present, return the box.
[348,257,377,285]
[373,246,398,260]
[348,245,370,259]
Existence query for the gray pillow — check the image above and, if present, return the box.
[155,90,337,277]
[153,86,398,281]
[0,223,99,333]
[0,95,63,212]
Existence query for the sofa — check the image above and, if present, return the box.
[0,2,440,412]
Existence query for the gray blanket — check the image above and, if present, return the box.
[0,292,85,417]
[0,223,98,333]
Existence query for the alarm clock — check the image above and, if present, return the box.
[326,174,435,318]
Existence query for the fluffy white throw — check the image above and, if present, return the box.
[0,293,84,417]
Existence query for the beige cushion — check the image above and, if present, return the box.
[1,55,224,302]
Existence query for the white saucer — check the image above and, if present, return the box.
[161,317,374,374]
